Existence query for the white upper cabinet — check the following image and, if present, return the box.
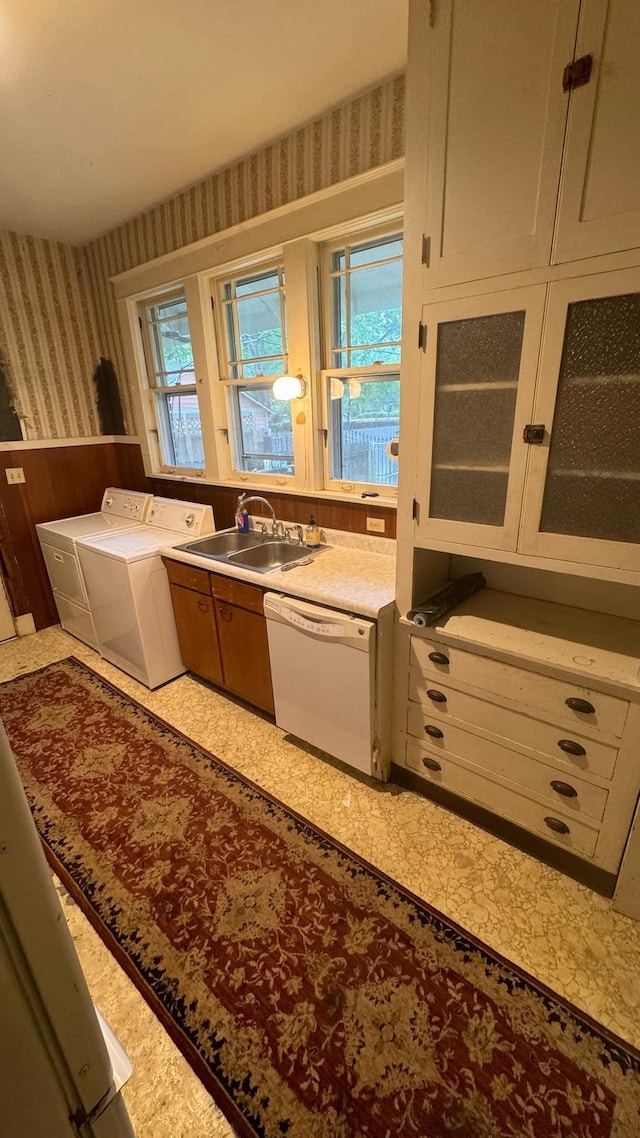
[418,0,579,288]
[553,0,640,263]
[413,285,546,551]
[519,266,640,572]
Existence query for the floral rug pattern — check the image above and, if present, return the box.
[2,657,640,1138]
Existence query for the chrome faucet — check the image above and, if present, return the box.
[236,493,278,536]
[285,524,305,545]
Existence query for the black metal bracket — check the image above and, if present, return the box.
[563,54,593,92]
[523,424,546,444]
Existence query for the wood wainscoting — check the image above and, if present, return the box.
[0,441,147,630]
[0,439,394,632]
[145,478,397,539]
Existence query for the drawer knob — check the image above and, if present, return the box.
[558,738,587,758]
[428,651,449,666]
[426,689,447,703]
[197,600,209,613]
[550,779,578,798]
[565,697,595,715]
[424,724,444,739]
[544,816,570,835]
[422,757,442,772]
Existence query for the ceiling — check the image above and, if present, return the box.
[0,0,407,246]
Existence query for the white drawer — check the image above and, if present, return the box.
[411,637,629,738]
[405,738,599,858]
[408,666,619,780]
[406,703,608,821]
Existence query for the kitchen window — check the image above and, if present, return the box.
[140,291,204,470]
[322,231,403,490]
[216,265,295,476]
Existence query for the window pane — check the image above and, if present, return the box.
[329,375,399,485]
[350,260,403,347]
[147,298,194,381]
[237,292,283,362]
[236,269,280,297]
[158,393,204,469]
[219,265,288,379]
[350,236,403,268]
[156,369,196,388]
[235,385,294,474]
[348,345,402,368]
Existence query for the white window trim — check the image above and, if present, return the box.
[116,161,403,504]
[318,222,402,497]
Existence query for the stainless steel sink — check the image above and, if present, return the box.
[227,541,313,573]
[175,530,265,560]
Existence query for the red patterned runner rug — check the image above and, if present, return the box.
[2,657,639,1138]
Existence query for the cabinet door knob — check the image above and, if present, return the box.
[565,697,595,714]
[219,607,232,621]
[428,651,449,666]
[558,738,587,758]
[422,757,442,772]
[544,816,570,835]
[550,780,578,798]
[424,724,443,739]
[426,689,447,703]
[197,600,209,613]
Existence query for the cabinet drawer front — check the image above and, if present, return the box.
[211,574,264,614]
[163,558,211,596]
[411,638,628,737]
[407,704,608,822]
[408,667,618,780]
[406,739,599,858]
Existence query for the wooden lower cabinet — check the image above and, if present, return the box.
[164,558,274,714]
[214,598,275,714]
[168,583,223,686]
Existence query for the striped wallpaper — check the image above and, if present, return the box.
[0,230,102,439]
[0,75,405,441]
[80,74,405,433]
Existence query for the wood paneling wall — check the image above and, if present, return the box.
[0,442,145,629]
[145,477,397,539]
[0,440,393,633]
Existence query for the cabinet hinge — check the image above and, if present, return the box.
[418,322,427,352]
[412,498,420,522]
[523,423,546,444]
[562,54,592,92]
[421,234,431,267]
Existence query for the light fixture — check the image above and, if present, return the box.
[272,373,308,401]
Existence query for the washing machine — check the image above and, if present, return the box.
[77,498,215,688]
[36,489,153,649]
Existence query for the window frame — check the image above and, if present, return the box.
[211,254,300,487]
[319,223,403,496]
[121,167,404,505]
[138,287,206,475]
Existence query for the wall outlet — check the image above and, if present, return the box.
[366,516,385,534]
[5,467,25,485]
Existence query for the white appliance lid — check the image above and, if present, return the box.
[78,526,183,562]
[37,512,143,541]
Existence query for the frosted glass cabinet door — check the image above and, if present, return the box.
[520,268,640,572]
[419,0,578,288]
[414,286,546,552]
[554,0,640,263]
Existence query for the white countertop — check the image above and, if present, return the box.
[161,534,396,619]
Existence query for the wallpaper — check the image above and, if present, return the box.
[80,74,406,430]
[0,75,405,442]
[0,230,102,439]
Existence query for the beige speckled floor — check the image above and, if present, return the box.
[3,626,640,1138]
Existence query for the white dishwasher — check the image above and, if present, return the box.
[264,593,376,775]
